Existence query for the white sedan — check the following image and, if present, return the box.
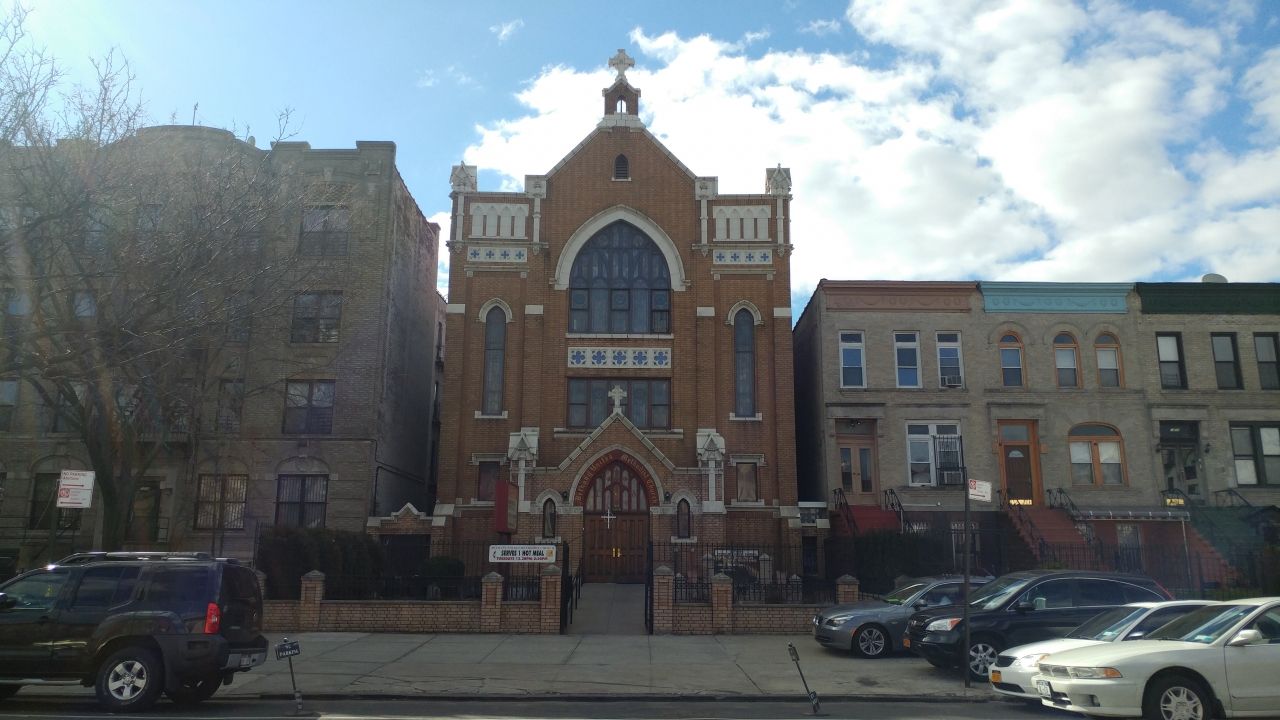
[1031,597,1280,719]
[989,600,1213,701]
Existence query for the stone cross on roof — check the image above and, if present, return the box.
[608,384,627,415]
[609,49,635,81]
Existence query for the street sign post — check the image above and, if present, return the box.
[275,637,302,712]
[967,478,992,503]
[56,470,95,509]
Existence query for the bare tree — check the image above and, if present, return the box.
[0,7,340,553]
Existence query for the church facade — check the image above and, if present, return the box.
[431,52,801,581]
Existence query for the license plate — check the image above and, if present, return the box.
[239,654,254,668]
[1036,679,1052,698]
[990,670,1002,683]
[902,637,911,648]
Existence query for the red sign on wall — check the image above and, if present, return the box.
[494,479,519,534]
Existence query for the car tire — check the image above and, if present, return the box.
[167,675,222,705]
[852,624,891,659]
[1143,673,1212,720]
[95,646,164,713]
[966,636,1001,681]
[0,685,19,701]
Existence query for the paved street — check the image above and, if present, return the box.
[0,697,1056,719]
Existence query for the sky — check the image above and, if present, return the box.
[17,0,1280,317]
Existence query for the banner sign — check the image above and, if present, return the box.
[488,544,558,563]
[56,470,96,509]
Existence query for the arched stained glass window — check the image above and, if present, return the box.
[542,498,557,538]
[482,306,506,415]
[676,499,691,539]
[568,221,671,334]
[734,308,756,417]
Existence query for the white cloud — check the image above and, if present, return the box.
[490,19,524,44]
[416,66,476,89]
[456,3,1279,292]
[800,19,842,36]
[741,29,771,46]
[416,71,437,89]
[1241,47,1280,141]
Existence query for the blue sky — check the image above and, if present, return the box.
[19,0,1280,314]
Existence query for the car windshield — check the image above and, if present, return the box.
[1069,606,1147,640]
[967,575,1031,611]
[884,582,928,605]
[1146,605,1254,644]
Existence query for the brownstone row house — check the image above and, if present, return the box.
[431,52,802,582]
[794,279,1280,590]
[0,126,444,569]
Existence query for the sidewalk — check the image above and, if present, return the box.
[25,632,995,701]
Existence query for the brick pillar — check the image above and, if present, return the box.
[836,574,860,604]
[711,572,733,635]
[300,570,325,630]
[652,565,674,635]
[481,572,503,633]
[539,564,562,634]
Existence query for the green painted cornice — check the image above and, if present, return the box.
[980,282,1133,314]
[1136,283,1280,315]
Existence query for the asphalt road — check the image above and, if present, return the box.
[0,696,1071,720]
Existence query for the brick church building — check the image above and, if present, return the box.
[431,51,801,582]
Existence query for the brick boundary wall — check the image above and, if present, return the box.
[262,567,563,634]
[654,566,853,635]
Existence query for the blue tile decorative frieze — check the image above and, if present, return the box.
[980,282,1132,314]
[467,245,528,263]
[567,346,672,369]
[712,248,773,265]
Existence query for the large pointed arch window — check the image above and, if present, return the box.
[482,306,506,415]
[568,221,671,334]
[734,308,756,417]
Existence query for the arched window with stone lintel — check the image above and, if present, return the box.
[568,221,671,334]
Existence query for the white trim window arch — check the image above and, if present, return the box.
[567,220,672,334]
[481,306,506,416]
[733,308,756,417]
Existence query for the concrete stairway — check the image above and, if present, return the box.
[1007,506,1104,569]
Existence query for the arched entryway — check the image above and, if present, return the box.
[575,452,656,583]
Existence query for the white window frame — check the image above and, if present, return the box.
[936,332,963,388]
[839,331,866,389]
[906,421,962,487]
[894,331,921,389]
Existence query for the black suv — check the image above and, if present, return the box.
[904,569,1171,679]
[0,552,267,712]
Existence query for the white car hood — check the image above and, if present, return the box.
[1004,638,1102,660]
[1040,639,1207,667]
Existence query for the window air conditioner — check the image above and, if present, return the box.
[941,375,963,388]
[939,470,965,486]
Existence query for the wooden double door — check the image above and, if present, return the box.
[999,420,1042,505]
[581,461,651,583]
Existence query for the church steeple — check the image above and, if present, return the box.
[602,49,641,118]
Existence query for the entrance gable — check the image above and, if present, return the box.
[566,443,666,510]
[556,409,675,474]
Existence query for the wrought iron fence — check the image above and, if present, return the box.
[651,542,828,605]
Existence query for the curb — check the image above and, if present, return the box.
[253,692,995,703]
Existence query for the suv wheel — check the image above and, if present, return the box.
[966,637,1001,680]
[853,624,890,658]
[167,675,222,705]
[95,646,164,713]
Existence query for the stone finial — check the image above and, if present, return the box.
[837,574,859,585]
[302,570,326,580]
[766,164,792,196]
[450,163,477,193]
[482,571,503,583]
[711,572,732,584]
[541,564,561,576]
[654,565,674,576]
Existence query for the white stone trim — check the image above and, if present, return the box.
[525,305,544,315]
[696,306,715,317]
[567,332,674,340]
[465,245,529,263]
[773,307,791,318]
[713,205,771,242]
[729,413,764,422]
[711,247,774,265]
[477,297,514,323]
[474,410,510,419]
[468,202,528,239]
[725,300,763,326]
[553,205,688,291]
[729,454,766,466]
[568,346,672,369]
[446,304,466,314]
[702,500,726,514]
